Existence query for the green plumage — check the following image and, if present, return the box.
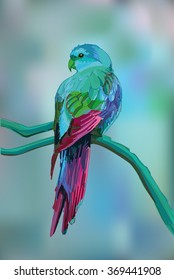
[54,66,115,138]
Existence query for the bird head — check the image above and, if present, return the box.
[68,44,112,72]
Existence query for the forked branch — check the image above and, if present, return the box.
[1,118,174,235]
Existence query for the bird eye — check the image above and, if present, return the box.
[78,53,84,58]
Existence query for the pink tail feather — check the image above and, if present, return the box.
[50,135,90,236]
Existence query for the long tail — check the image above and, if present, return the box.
[50,134,91,236]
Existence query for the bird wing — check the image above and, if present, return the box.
[52,70,114,147]
[51,71,108,178]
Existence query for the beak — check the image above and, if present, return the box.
[68,58,76,71]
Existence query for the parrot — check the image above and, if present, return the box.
[50,44,122,236]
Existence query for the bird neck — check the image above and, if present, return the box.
[76,64,113,74]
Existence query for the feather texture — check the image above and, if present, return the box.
[50,135,90,235]
[50,44,122,235]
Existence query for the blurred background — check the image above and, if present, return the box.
[0,0,174,259]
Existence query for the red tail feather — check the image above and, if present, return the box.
[50,153,58,179]
[50,135,90,235]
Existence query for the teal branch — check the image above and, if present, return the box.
[92,135,174,235]
[1,118,174,235]
[1,136,54,156]
[1,118,53,137]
